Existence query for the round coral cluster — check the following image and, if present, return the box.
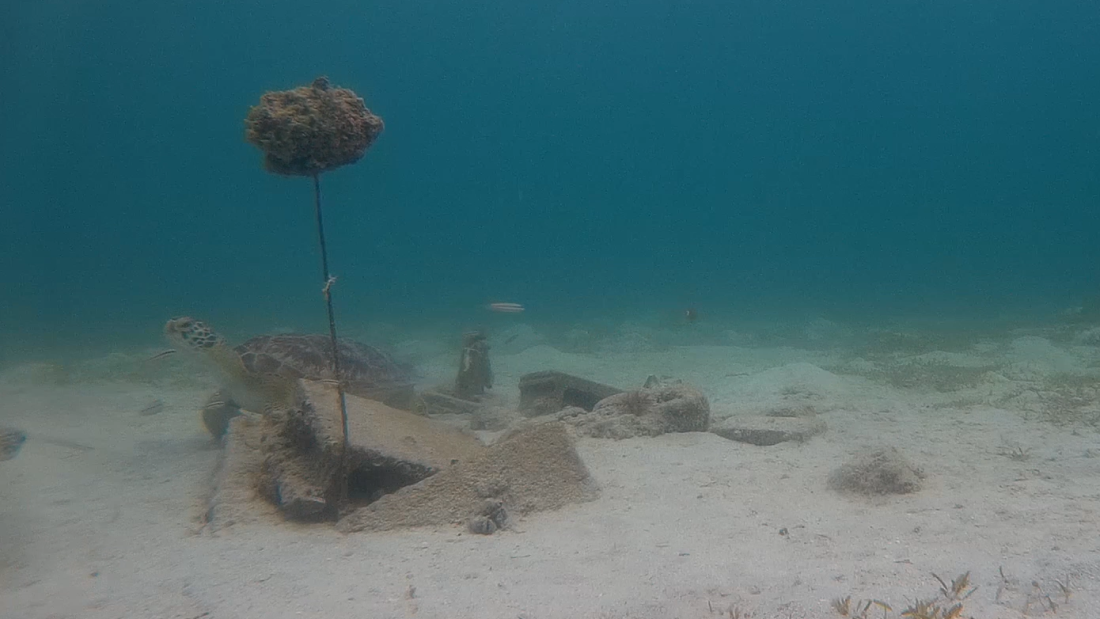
[244,77,384,176]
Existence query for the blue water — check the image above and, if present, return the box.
[2,0,1099,360]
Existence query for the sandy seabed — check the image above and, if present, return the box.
[2,322,1099,619]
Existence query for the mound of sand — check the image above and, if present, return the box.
[828,446,924,496]
[337,421,599,533]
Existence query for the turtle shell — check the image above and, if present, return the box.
[235,334,416,408]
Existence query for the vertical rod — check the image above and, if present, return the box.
[313,173,351,504]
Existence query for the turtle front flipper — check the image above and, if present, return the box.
[201,390,241,439]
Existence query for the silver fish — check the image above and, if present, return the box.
[486,302,525,313]
[148,349,177,362]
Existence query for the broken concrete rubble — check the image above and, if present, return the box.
[337,421,598,533]
[518,370,623,417]
[206,379,486,525]
[559,382,711,439]
[205,380,596,533]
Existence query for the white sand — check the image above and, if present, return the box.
[2,325,1099,618]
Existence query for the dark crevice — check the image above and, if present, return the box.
[346,460,433,506]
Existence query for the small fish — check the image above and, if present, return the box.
[148,349,177,362]
[0,427,27,461]
[139,399,165,416]
[486,302,525,313]
[685,308,698,323]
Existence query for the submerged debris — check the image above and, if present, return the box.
[560,382,710,439]
[828,446,924,495]
[455,330,493,398]
[467,499,509,535]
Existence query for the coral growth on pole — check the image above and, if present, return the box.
[244,76,384,176]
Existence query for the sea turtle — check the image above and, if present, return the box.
[0,427,27,461]
[164,317,416,438]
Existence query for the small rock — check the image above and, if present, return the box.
[710,415,826,446]
[468,515,497,535]
[467,499,508,535]
[563,383,710,439]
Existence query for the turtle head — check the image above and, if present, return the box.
[163,317,275,408]
[163,316,248,382]
[164,317,227,355]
